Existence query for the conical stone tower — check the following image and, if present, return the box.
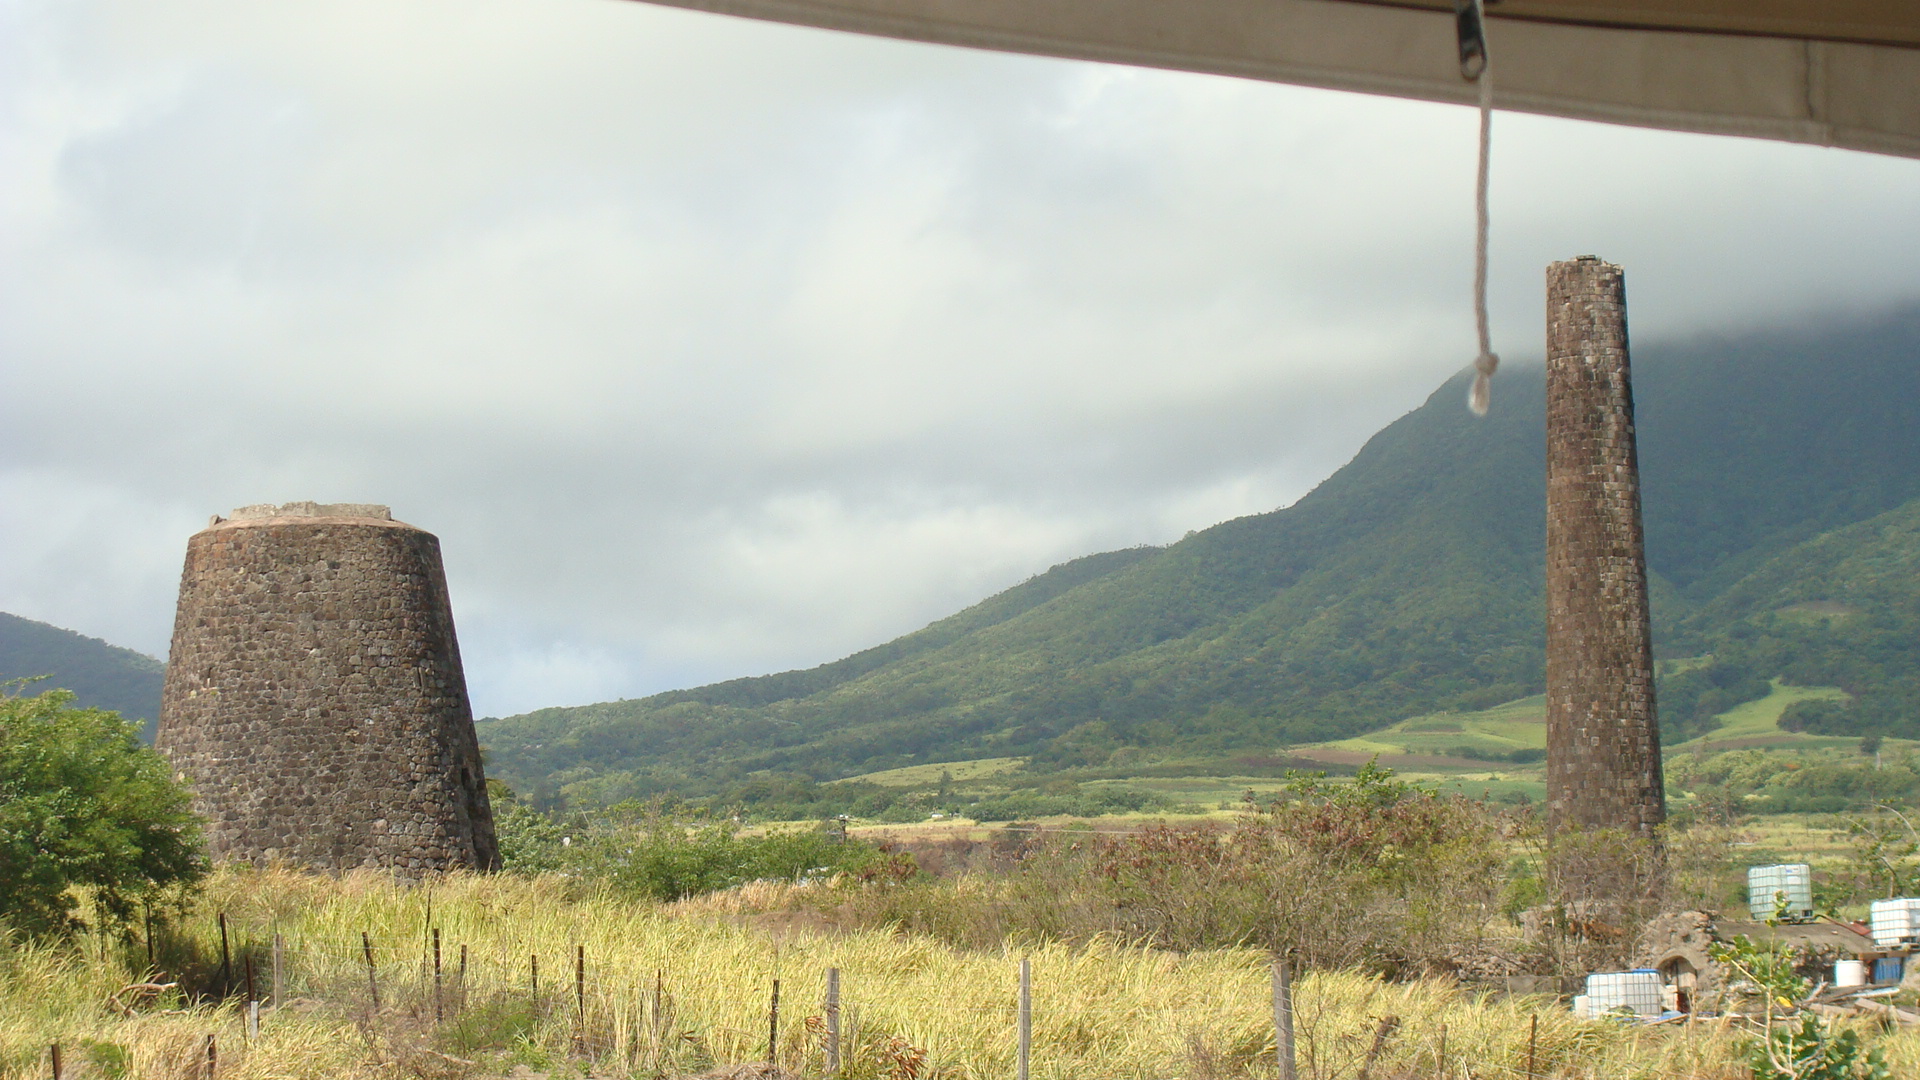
[157,502,500,873]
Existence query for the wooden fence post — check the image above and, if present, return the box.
[531,954,540,1014]
[272,933,283,1008]
[205,1033,217,1080]
[652,969,666,1065]
[362,932,380,1012]
[768,978,781,1065]
[1018,957,1031,1080]
[433,929,443,1024]
[49,1043,61,1080]
[218,913,232,988]
[1273,954,1295,1080]
[577,945,586,1022]
[826,967,841,1075]
[1528,1014,1538,1079]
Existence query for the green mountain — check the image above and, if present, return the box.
[0,612,165,739]
[478,307,1920,808]
[1663,497,1920,741]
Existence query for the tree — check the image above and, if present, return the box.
[0,685,206,935]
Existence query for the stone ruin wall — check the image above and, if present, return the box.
[1544,256,1666,839]
[157,502,500,874]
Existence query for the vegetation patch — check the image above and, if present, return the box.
[1297,695,1547,764]
[1668,744,1920,819]
[14,864,1846,1080]
[0,685,205,935]
[1669,681,1853,750]
[837,756,1026,787]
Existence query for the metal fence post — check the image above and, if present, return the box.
[1273,954,1295,1080]
[1018,957,1031,1080]
[826,967,842,1074]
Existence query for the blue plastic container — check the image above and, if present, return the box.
[1874,956,1905,984]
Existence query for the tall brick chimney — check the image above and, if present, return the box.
[1543,257,1665,840]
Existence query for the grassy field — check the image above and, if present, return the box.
[1302,696,1548,763]
[7,867,1917,1080]
[1294,680,1907,764]
[838,758,1025,787]
[1106,771,1547,808]
[1668,680,1855,751]
[1730,814,1863,868]
[757,681,1906,835]
[809,695,1562,826]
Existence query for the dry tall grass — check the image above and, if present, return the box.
[4,867,1916,1079]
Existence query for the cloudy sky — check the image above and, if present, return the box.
[4,0,1919,717]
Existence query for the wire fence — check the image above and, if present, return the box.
[42,914,1654,1080]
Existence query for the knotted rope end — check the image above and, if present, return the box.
[1468,352,1499,417]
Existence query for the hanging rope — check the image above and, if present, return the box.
[1457,0,1498,416]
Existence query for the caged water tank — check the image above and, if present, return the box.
[1870,898,1920,948]
[1577,970,1663,1018]
[1747,864,1814,922]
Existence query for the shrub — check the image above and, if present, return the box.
[1749,1015,1889,1080]
[964,785,1172,823]
[839,761,1511,973]
[1714,936,1891,1080]
[1445,745,1545,764]
[491,787,569,874]
[497,798,891,901]
[0,686,206,934]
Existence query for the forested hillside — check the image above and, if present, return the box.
[478,307,1920,808]
[1661,498,1920,741]
[0,612,165,739]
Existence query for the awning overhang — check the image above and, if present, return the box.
[632,0,1920,159]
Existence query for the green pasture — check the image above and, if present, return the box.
[1669,679,1853,750]
[1297,678,1873,765]
[839,755,1026,786]
[1295,694,1547,762]
[797,677,1888,831]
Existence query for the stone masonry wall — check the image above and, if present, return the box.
[1544,257,1666,839]
[157,505,500,873]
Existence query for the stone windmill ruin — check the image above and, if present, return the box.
[156,502,500,874]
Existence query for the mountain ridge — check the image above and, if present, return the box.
[0,611,165,739]
[476,306,1920,808]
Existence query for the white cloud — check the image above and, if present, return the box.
[3,0,1918,714]
[461,635,636,719]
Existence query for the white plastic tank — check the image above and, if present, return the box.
[1747,864,1814,921]
[1870,897,1920,947]
[1581,970,1663,1018]
[1835,959,1868,988]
